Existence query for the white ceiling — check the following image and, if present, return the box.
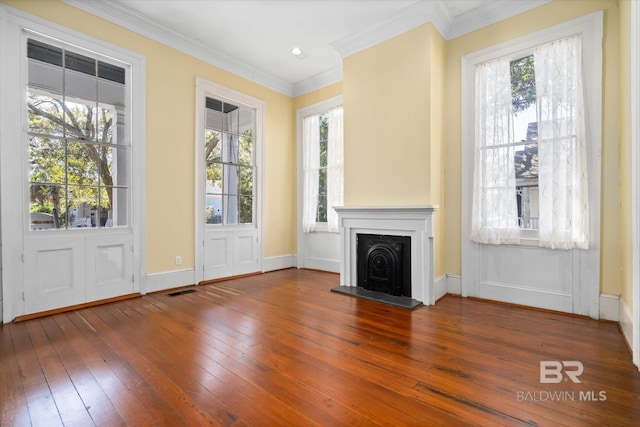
[63,0,551,96]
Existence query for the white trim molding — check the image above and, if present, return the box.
[334,205,438,304]
[599,293,620,322]
[434,275,447,301]
[262,255,297,273]
[621,298,634,354]
[145,269,196,294]
[447,275,462,295]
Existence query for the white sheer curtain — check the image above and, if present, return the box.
[470,58,520,244]
[535,35,589,249]
[326,106,343,232]
[302,114,320,232]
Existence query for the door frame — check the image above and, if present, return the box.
[194,77,264,284]
[460,12,602,318]
[0,5,146,322]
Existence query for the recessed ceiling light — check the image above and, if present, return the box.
[291,46,308,59]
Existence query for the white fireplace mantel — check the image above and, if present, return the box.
[334,205,438,305]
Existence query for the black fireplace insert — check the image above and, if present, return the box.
[357,234,411,297]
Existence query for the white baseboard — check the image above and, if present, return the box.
[434,275,447,301]
[620,298,633,352]
[263,254,297,272]
[144,268,196,294]
[599,293,620,321]
[302,257,340,273]
[446,274,462,295]
[0,299,3,323]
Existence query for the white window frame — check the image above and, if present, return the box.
[0,4,146,322]
[296,95,343,234]
[461,12,602,250]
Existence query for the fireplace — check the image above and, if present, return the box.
[357,234,411,297]
[333,206,438,306]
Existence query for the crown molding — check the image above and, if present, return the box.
[446,0,553,40]
[61,0,552,97]
[293,66,343,97]
[330,1,449,58]
[62,0,295,96]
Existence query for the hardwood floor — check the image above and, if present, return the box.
[1,268,639,426]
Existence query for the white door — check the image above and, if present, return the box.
[0,21,145,321]
[196,79,262,283]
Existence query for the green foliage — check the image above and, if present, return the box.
[510,55,536,114]
[27,92,116,227]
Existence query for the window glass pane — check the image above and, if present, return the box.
[101,187,127,227]
[30,183,65,230]
[238,133,253,166]
[67,141,99,186]
[224,133,238,164]
[206,194,222,224]
[206,163,223,193]
[29,137,65,184]
[225,165,238,195]
[238,107,255,135]
[97,106,115,143]
[67,185,99,228]
[63,99,97,141]
[319,113,328,167]
[238,196,252,224]
[225,194,239,225]
[317,193,327,223]
[101,145,128,187]
[237,166,253,195]
[510,54,539,230]
[27,93,64,136]
[205,129,222,162]
[223,104,239,133]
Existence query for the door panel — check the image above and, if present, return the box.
[24,235,85,314]
[203,228,259,281]
[86,234,134,301]
[204,231,233,280]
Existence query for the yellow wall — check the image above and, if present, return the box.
[619,0,632,307]
[444,0,621,294]
[343,24,434,206]
[3,0,297,273]
[342,23,446,277]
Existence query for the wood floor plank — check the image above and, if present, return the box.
[1,269,639,426]
[0,323,32,427]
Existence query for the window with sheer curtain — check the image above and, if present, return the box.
[302,105,343,233]
[471,34,589,249]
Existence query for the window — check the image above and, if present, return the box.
[301,104,343,233]
[27,37,129,230]
[471,35,589,249]
[204,97,255,225]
